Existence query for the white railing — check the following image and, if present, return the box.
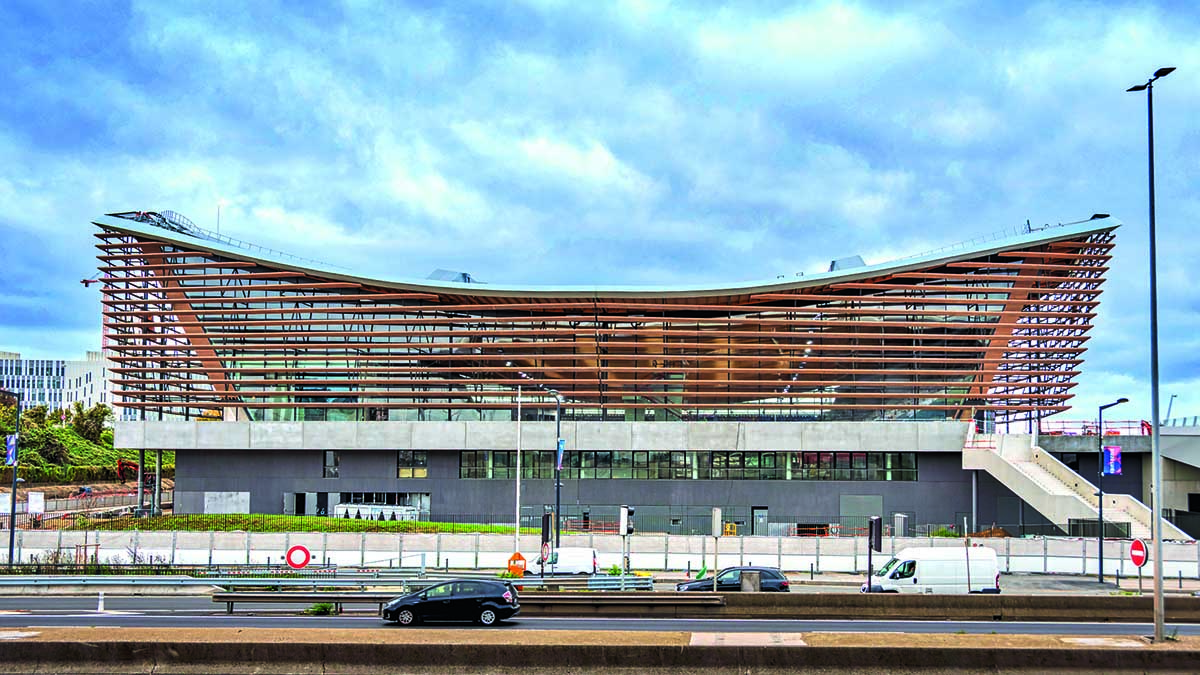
[5,530,1199,578]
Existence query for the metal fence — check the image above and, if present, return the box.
[0,511,1159,540]
[5,529,1200,578]
[6,491,173,516]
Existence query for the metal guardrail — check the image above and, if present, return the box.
[0,576,423,589]
[0,573,652,591]
[212,590,712,615]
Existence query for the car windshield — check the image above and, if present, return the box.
[875,558,899,576]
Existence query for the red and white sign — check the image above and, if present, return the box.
[286,545,311,570]
[1130,539,1148,568]
[540,542,551,562]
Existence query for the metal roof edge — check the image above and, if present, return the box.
[92,215,1119,299]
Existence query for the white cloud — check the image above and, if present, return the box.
[691,2,941,90]
[1,1,1199,420]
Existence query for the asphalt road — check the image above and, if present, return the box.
[0,595,1198,636]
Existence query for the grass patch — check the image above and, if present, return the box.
[304,602,335,616]
[75,513,542,535]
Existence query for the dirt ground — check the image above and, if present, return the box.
[5,627,1198,650]
[0,480,175,499]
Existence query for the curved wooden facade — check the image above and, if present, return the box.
[94,212,1114,424]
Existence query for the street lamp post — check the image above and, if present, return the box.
[2,389,21,568]
[1127,65,1174,642]
[549,390,563,548]
[1097,397,1128,583]
[514,384,522,556]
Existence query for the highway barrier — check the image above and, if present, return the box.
[713,592,1200,622]
[3,634,1199,673]
[208,589,1200,623]
[212,591,721,615]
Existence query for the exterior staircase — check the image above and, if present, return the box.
[962,428,1191,541]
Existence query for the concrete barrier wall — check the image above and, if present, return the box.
[9,530,1200,578]
[713,592,1200,622]
[4,639,1200,673]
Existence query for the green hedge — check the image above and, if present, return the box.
[0,465,175,485]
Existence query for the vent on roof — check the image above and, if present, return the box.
[828,255,865,272]
[427,269,479,283]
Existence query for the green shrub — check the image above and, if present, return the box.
[0,402,175,486]
[304,603,336,616]
[930,527,961,538]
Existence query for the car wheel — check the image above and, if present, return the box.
[478,608,497,626]
[397,609,416,626]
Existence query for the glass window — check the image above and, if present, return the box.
[761,452,779,480]
[817,452,833,480]
[595,451,612,479]
[652,451,671,479]
[323,451,339,478]
[613,451,632,479]
[867,453,884,480]
[633,451,650,479]
[398,450,428,479]
[460,451,487,479]
[670,451,689,479]
[851,452,867,481]
[801,452,818,480]
[711,451,726,480]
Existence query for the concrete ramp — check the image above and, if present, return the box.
[963,431,1190,541]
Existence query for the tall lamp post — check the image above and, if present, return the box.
[2,389,21,569]
[1127,65,1174,642]
[1097,397,1128,583]
[548,390,564,548]
[514,384,522,556]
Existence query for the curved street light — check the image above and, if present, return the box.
[1127,65,1174,642]
[548,390,564,548]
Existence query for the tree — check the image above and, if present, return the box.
[21,405,48,431]
[70,403,112,445]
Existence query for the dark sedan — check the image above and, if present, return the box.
[675,566,790,592]
[382,579,520,626]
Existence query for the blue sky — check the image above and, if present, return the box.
[0,1,1196,423]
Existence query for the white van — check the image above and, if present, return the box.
[864,546,1000,594]
[540,547,598,575]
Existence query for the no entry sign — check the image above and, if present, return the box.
[286,545,311,569]
[1130,539,1148,568]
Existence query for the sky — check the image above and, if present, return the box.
[0,0,1197,423]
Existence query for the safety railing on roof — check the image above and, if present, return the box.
[108,210,348,270]
[1037,420,1151,436]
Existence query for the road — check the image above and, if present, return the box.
[0,595,1197,636]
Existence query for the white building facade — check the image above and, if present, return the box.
[0,350,122,414]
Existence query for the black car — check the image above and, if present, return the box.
[675,566,790,592]
[382,579,520,626]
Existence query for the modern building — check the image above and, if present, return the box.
[0,350,121,413]
[93,210,1192,538]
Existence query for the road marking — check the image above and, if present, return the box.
[690,632,807,646]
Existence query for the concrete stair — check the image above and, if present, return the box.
[962,431,1189,541]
